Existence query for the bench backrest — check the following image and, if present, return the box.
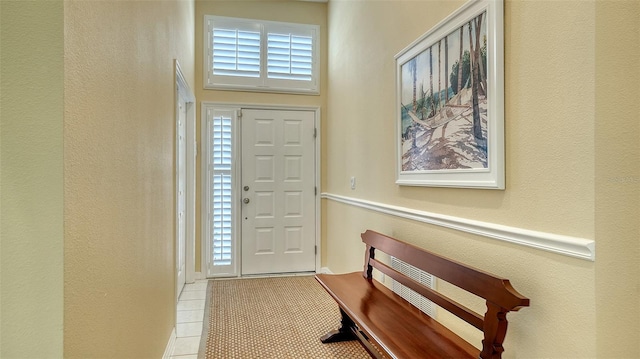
[361,230,529,359]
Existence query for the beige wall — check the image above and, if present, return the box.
[194,0,328,272]
[63,0,195,357]
[1,1,64,357]
[594,1,640,356]
[324,0,638,357]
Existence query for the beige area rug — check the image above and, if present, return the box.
[198,275,370,359]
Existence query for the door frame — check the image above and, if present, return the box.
[201,102,321,277]
[175,60,196,297]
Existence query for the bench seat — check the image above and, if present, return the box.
[316,272,478,359]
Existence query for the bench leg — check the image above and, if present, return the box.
[320,308,358,343]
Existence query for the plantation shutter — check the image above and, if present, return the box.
[205,16,319,93]
[267,33,313,81]
[211,115,233,267]
[212,28,260,78]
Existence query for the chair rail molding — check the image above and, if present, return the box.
[321,193,595,261]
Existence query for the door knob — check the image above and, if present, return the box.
[243,198,250,204]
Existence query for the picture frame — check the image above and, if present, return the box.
[395,0,504,189]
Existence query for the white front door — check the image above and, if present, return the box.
[241,109,316,275]
[176,94,187,299]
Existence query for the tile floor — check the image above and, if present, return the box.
[170,279,209,359]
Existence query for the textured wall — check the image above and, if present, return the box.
[324,0,638,357]
[326,0,595,240]
[594,1,640,356]
[63,0,194,357]
[194,0,328,272]
[0,1,64,357]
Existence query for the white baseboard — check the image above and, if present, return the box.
[163,327,176,359]
[319,267,333,274]
[194,271,205,280]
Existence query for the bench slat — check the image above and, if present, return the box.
[371,257,485,330]
[316,272,480,359]
[362,230,530,311]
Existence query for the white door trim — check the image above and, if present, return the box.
[200,102,321,276]
[175,60,196,291]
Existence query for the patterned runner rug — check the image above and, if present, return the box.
[198,275,370,359]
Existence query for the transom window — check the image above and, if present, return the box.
[204,15,319,94]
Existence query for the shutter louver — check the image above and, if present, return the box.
[267,33,313,81]
[211,116,233,266]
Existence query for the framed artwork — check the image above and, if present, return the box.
[395,0,504,189]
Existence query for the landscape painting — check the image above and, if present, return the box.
[396,0,504,189]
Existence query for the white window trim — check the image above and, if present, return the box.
[204,15,320,95]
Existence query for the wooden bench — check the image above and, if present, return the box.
[315,230,530,359]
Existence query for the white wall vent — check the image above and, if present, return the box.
[390,256,436,318]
